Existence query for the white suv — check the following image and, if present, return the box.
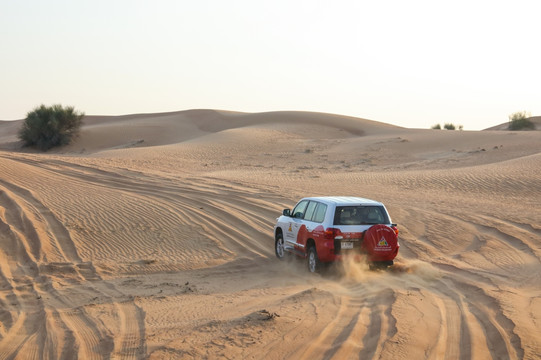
[274,196,399,272]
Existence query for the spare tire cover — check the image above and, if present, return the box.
[362,224,399,261]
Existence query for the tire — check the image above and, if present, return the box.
[307,246,320,273]
[275,233,286,260]
[362,224,399,263]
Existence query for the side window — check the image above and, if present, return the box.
[292,200,309,219]
[303,201,318,221]
[312,203,327,223]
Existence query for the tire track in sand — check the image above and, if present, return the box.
[0,171,145,359]
[0,183,70,359]
[0,153,282,358]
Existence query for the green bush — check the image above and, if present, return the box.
[18,104,84,150]
[431,123,463,130]
[443,123,456,130]
[508,111,534,130]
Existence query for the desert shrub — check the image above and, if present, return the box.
[18,104,84,150]
[443,123,456,130]
[508,111,534,130]
[431,123,462,130]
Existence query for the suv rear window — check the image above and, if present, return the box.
[333,206,389,225]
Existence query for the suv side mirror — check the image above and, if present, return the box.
[283,209,291,216]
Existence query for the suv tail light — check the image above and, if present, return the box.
[391,224,399,236]
[324,227,342,240]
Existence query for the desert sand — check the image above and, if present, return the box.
[0,110,539,359]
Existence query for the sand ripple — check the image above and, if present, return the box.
[0,111,539,359]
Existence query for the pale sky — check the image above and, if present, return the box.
[1,0,539,130]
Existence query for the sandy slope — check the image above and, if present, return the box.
[0,110,540,359]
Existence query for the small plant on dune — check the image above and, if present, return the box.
[508,111,534,130]
[443,123,456,130]
[18,104,84,151]
[432,123,462,130]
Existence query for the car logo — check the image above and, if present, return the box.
[377,237,388,247]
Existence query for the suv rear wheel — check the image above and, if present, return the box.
[307,246,319,273]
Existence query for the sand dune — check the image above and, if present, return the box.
[0,110,540,359]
